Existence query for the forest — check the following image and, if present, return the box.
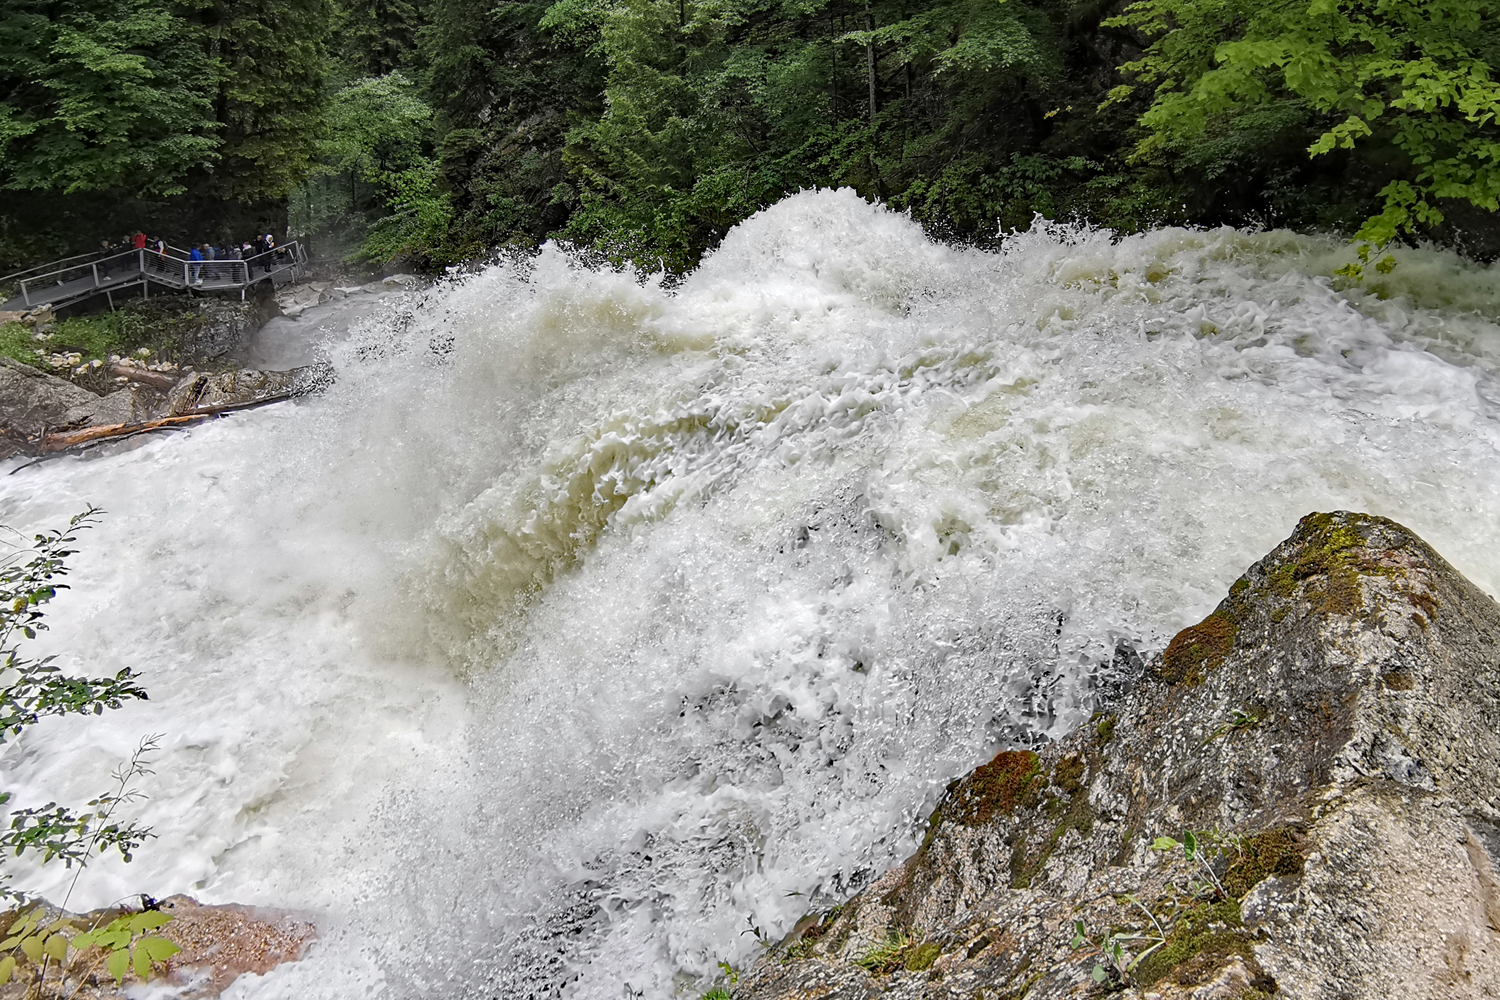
[2,0,1498,274]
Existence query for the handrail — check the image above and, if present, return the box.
[7,241,307,310]
[0,250,102,286]
[0,244,195,285]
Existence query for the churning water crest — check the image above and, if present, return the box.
[2,189,1499,999]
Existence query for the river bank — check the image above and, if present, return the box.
[0,276,418,459]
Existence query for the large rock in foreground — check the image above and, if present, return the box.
[736,512,1500,1000]
[0,357,99,440]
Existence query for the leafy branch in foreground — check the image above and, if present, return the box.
[0,902,180,993]
[0,511,174,994]
[0,735,160,884]
[0,507,148,742]
[1,510,158,898]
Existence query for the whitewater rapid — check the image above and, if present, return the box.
[2,189,1499,998]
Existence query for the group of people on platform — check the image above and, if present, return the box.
[98,231,286,286]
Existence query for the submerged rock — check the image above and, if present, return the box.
[273,281,332,318]
[735,512,1500,1000]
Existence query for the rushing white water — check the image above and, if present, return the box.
[3,188,1500,999]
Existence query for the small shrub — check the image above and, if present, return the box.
[853,931,910,974]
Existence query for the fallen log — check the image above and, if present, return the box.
[107,362,179,390]
[7,394,302,473]
[40,412,210,451]
[39,394,300,452]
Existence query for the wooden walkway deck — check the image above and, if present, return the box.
[1,243,308,315]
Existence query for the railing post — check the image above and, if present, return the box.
[91,263,100,288]
[20,280,30,306]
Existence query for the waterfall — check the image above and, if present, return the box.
[2,189,1498,999]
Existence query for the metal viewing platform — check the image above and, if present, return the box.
[1,242,309,315]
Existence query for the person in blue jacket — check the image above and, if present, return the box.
[189,245,203,284]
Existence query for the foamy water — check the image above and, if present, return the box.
[2,189,1498,998]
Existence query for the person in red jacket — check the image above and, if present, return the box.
[132,232,147,251]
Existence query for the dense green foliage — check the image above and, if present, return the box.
[1,0,1496,273]
[0,0,218,197]
[0,0,334,264]
[1112,0,1500,254]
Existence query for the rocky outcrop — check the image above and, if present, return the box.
[164,364,332,416]
[0,357,100,452]
[144,895,315,998]
[62,384,161,428]
[735,512,1500,1000]
[2,360,330,461]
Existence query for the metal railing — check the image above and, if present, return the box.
[0,250,106,286]
[8,242,308,310]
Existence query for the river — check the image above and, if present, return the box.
[2,189,1498,998]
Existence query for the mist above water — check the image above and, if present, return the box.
[2,189,1498,999]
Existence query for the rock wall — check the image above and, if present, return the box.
[734,512,1500,1000]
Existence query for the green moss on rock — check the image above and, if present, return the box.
[1131,899,1248,987]
[1224,825,1307,898]
[945,750,1041,827]
[904,941,941,971]
[1160,611,1238,685]
[1009,782,1096,889]
[1054,752,1085,794]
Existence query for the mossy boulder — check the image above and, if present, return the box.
[734,512,1500,1000]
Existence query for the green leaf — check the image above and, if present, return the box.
[19,935,43,962]
[107,946,129,983]
[127,912,172,933]
[101,927,133,949]
[1183,830,1198,859]
[0,955,13,984]
[1149,836,1179,852]
[1092,963,1107,982]
[138,937,179,962]
[133,941,151,980]
[44,932,67,961]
